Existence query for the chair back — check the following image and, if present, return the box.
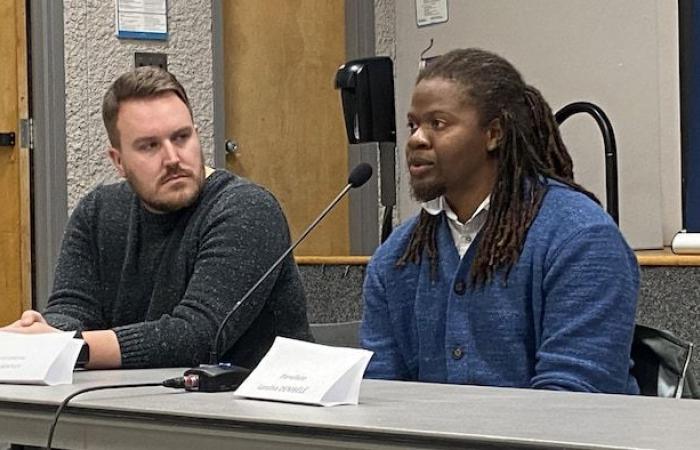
[310,320,361,348]
[631,324,699,398]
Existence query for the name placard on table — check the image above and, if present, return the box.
[235,337,373,407]
[0,331,82,385]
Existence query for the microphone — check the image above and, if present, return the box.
[165,163,373,392]
[348,162,373,188]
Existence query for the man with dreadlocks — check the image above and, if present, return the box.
[360,48,639,394]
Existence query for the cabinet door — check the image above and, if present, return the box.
[223,0,350,255]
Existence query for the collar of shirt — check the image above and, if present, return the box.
[421,195,490,258]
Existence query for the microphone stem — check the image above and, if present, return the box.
[290,183,353,253]
[210,182,353,364]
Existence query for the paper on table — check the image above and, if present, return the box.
[0,331,83,385]
[234,337,373,407]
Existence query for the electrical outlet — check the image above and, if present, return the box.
[134,52,168,70]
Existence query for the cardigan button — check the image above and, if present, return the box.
[451,346,464,360]
[454,280,466,295]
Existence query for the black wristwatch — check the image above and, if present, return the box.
[74,331,90,369]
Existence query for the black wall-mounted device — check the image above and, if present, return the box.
[335,57,396,144]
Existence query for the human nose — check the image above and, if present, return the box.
[162,140,180,166]
[406,125,429,151]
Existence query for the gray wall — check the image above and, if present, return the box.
[389,0,681,249]
[62,0,216,210]
[374,0,396,59]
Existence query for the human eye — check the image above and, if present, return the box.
[430,118,447,130]
[137,140,159,152]
[173,129,191,144]
[406,120,418,135]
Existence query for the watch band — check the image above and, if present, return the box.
[74,331,90,369]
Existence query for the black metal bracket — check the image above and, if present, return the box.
[0,132,16,147]
[555,102,619,225]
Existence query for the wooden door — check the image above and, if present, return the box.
[223,0,349,255]
[0,0,31,325]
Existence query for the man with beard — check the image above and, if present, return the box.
[2,66,312,369]
[360,48,639,394]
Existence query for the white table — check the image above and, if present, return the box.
[1,368,698,449]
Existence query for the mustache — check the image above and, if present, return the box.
[160,167,193,184]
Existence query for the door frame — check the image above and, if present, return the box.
[1,0,32,318]
[29,0,68,310]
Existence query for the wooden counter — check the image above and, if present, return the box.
[296,248,700,267]
[295,256,370,265]
[635,247,700,266]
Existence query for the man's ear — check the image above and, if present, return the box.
[486,118,503,152]
[107,147,126,178]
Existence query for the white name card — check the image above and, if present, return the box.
[235,337,373,407]
[0,331,83,385]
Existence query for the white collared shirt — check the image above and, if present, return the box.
[422,195,490,258]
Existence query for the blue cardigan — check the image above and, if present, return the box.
[361,182,639,394]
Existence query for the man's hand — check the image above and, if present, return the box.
[1,310,58,333]
[1,311,122,369]
[1,310,58,334]
[16,310,48,326]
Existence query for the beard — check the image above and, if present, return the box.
[125,164,206,214]
[139,180,203,212]
[409,176,446,203]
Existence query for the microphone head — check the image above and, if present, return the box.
[348,163,373,188]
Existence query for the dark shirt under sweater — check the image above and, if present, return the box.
[44,170,312,369]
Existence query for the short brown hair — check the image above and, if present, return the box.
[102,66,192,148]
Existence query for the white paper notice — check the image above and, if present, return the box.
[115,0,168,40]
[235,337,373,407]
[0,331,83,385]
[416,0,449,27]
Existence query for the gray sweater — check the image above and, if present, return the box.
[44,170,312,369]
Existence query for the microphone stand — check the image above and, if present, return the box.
[167,164,372,392]
[209,181,356,364]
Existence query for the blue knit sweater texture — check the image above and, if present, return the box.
[361,182,640,394]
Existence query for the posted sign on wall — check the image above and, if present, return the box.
[115,0,168,41]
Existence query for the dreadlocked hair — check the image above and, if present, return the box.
[395,209,440,278]
[396,48,598,286]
